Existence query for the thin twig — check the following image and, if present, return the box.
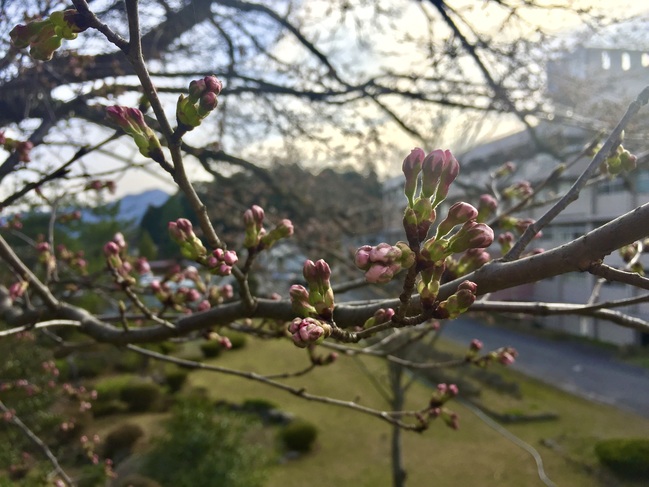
[0,400,75,486]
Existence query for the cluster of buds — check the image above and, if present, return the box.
[8,281,28,302]
[103,233,134,283]
[362,308,395,329]
[10,9,88,61]
[436,281,478,319]
[242,205,294,251]
[498,216,541,240]
[422,219,493,263]
[491,161,516,179]
[36,241,56,275]
[202,330,233,350]
[288,317,332,348]
[501,181,533,200]
[0,132,33,163]
[1,213,23,230]
[290,259,335,320]
[84,179,116,194]
[168,218,207,261]
[106,106,164,163]
[470,346,519,367]
[402,148,460,243]
[206,248,238,276]
[354,242,415,284]
[602,145,637,175]
[450,248,491,277]
[429,382,459,408]
[58,210,82,224]
[176,75,223,130]
[57,244,87,274]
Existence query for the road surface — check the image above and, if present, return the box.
[442,318,649,418]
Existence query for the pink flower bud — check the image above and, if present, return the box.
[402,148,425,204]
[197,300,211,312]
[448,222,494,253]
[354,245,372,270]
[204,75,223,94]
[470,339,483,352]
[103,241,120,256]
[223,250,238,266]
[437,202,478,237]
[221,284,234,299]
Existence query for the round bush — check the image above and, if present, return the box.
[199,341,222,358]
[595,438,649,478]
[114,352,146,373]
[242,398,278,413]
[163,365,189,393]
[103,423,144,461]
[115,474,162,487]
[279,420,318,453]
[224,331,247,350]
[119,379,163,412]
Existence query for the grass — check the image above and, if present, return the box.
[186,336,649,487]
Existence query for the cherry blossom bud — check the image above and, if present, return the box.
[197,300,211,312]
[477,194,498,222]
[243,205,265,248]
[288,317,332,348]
[177,75,223,129]
[436,202,478,237]
[260,219,294,249]
[363,307,395,328]
[135,257,151,275]
[221,284,234,299]
[470,339,483,352]
[106,106,164,162]
[438,280,478,319]
[493,161,516,178]
[103,241,119,256]
[498,232,514,254]
[354,245,372,270]
[448,222,494,254]
[402,148,425,206]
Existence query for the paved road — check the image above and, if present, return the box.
[442,318,649,418]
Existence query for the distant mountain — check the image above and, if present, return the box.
[80,189,170,225]
[118,189,170,224]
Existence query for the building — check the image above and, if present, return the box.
[382,17,649,346]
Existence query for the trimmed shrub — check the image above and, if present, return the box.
[143,397,269,487]
[93,375,162,414]
[115,474,162,487]
[92,399,129,418]
[595,438,649,479]
[119,379,163,412]
[279,420,318,453]
[199,340,222,358]
[223,331,247,350]
[114,352,146,373]
[242,398,278,413]
[102,423,144,461]
[163,364,189,393]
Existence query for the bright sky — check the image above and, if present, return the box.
[3,1,647,201]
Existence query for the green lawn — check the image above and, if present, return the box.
[186,336,649,487]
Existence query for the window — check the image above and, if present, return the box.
[621,52,631,71]
[601,51,611,70]
[642,53,649,67]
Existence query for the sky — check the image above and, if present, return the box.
[2,0,649,201]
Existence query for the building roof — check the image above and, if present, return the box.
[579,14,649,51]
